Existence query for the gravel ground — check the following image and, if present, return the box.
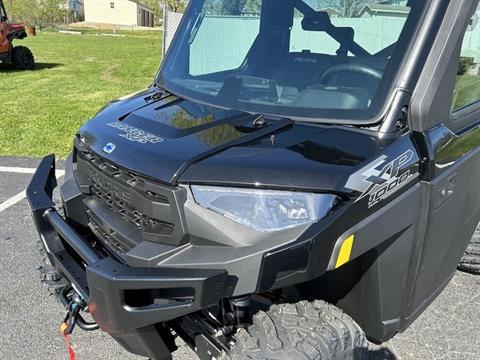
[1,157,479,360]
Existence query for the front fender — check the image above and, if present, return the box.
[7,24,27,40]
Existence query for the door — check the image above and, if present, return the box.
[404,0,480,325]
[0,2,8,55]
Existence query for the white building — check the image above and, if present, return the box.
[84,0,155,27]
[359,4,410,18]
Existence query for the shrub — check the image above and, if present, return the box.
[458,57,475,75]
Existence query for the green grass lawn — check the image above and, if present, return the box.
[453,74,480,111]
[0,31,162,157]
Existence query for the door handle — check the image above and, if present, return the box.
[434,172,456,210]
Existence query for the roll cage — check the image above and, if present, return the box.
[159,0,434,125]
[292,0,371,57]
[0,1,7,21]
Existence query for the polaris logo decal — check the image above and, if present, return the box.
[103,142,116,154]
[346,150,418,208]
[106,122,164,144]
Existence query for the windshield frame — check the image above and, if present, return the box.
[156,0,433,126]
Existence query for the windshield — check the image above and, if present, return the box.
[157,0,426,123]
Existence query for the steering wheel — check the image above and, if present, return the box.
[319,63,383,85]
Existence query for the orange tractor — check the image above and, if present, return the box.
[0,0,34,70]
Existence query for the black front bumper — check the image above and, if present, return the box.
[27,155,231,335]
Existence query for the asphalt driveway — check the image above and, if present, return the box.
[1,156,479,360]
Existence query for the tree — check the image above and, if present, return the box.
[38,0,70,27]
[166,0,187,13]
[241,0,262,15]
[310,0,380,17]
[7,0,68,27]
[7,0,41,26]
[220,0,261,15]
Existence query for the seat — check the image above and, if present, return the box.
[271,51,389,103]
[272,52,337,91]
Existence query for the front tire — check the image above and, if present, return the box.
[222,301,368,360]
[458,223,480,275]
[11,46,35,70]
[37,238,68,296]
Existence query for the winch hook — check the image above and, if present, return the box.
[60,286,99,335]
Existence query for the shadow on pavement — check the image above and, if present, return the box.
[368,347,397,359]
[368,348,397,360]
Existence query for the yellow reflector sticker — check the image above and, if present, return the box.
[335,234,355,269]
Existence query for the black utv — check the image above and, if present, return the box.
[27,1,480,359]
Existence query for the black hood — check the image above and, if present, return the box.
[77,88,387,193]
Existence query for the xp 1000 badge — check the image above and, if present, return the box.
[346,150,418,208]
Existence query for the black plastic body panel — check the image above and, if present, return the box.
[180,124,389,191]
[87,257,230,333]
[74,148,189,247]
[298,184,422,343]
[256,133,421,291]
[402,123,480,331]
[77,90,391,192]
[403,0,480,334]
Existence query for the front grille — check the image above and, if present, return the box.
[74,148,187,251]
[82,151,169,203]
[89,170,175,237]
[89,215,130,255]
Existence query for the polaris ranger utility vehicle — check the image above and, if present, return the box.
[27,1,480,359]
[0,0,34,70]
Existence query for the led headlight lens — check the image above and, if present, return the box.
[191,186,337,232]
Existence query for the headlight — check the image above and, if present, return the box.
[191,186,337,232]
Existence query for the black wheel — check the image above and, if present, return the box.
[11,46,35,70]
[222,300,368,360]
[37,239,68,296]
[458,223,480,275]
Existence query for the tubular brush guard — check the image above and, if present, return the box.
[26,156,231,352]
